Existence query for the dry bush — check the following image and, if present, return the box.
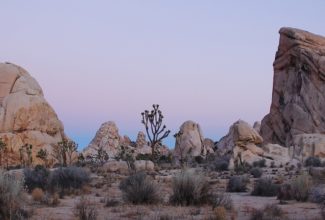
[291,174,312,202]
[170,170,212,206]
[212,192,233,210]
[41,192,60,206]
[310,186,325,204]
[250,167,263,178]
[103,198,119,207]
[23,165,49,192]
[32,187,44,202]
[0,171,27,220]
[250,204,286,220]
[74,196,98,220]
[277,183,293,200]
[251,177,279,197]
[48,166,90,196]
[252,159,266,168]
[305,157,322,167]
[213,156,230,171]
[119,172,160,204]
[227,175,249,192]
[213,206,227,220]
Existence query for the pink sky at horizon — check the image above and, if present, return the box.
[1,1,325,149]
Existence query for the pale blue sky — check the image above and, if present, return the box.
[1,1,324,149]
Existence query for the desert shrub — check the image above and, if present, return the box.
[119,172,159,204]
[170,170,212,206]
[250,204,286,220]
[0,171,27,220]
[234,161,251,174]
[309,186,325,204]
[32,187,44,202]
[23,165,49,192]
[250,167,263,178]
[227,175,249,192]
[213,206,227,220]
[74,196,98,220]
[41,192,60,206]
[253,159,266,168]
[213,156,229,171]
[194,155,205,164]
[102,198,119,207]
[277,183,293,200]
[251,177,279,197]
[305,156,322,167]
[212,192,233,210]
[135,154,151,161]
[291,174,312,202]
[48,167,90,195]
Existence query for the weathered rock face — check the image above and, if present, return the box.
[218,120,296,168]
[83,121,121,158]
[290,134,325,160]
[174,120,213,160]
[261,28,325,149]
[217,120,263,155]
[0,63,66,165]
[136,131,147,148]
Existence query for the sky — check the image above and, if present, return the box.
[0,1,325,149]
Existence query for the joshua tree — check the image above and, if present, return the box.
[174,131,186,167]
[96,146,109,164]
[141,104,170,161]
[52,139,78,166]
[0,138,6,167]
[36,148,49,167]
[26,144,33,167]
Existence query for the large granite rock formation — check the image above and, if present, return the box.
[83,121,121,158]
[217,120,295,168]
[0,63,66,165]
[260,27,325,160]
[261,28,325,146]
[174,120,214,160]
[83,122,170,159]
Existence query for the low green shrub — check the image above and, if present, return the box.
[48,167,90,195]
[251,177,279,197]
[253,159,266,168]
[227,175,249,192]
[170,170,212,206]
[250,167,263,178]
[120,172,160,204]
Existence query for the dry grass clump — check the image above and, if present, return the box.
[74,196,98,220]
[213,206,227,220]
[250,204,287,220]
[291,174,312,202]
[170,170,212,206]
[32,187,44,202]
[212,192,233,210]
[119,172,160,204]
[0,171,27,220]
[277,174,312,202]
